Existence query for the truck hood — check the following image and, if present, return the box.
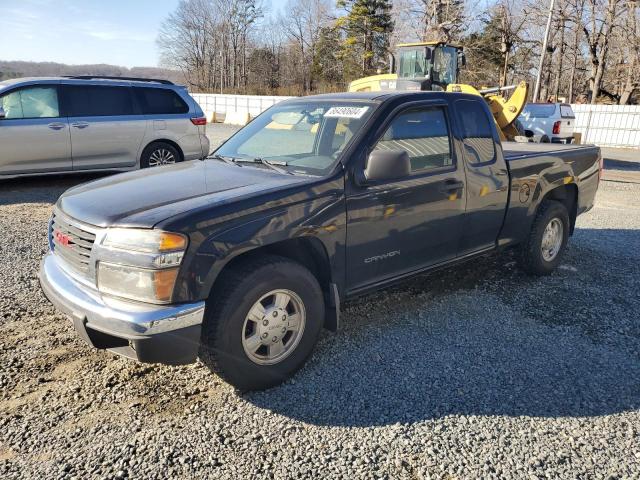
[58,160,311,228]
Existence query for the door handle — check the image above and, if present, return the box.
[71,122,89,129]
[47,123,66,130]
[439,179,464,192]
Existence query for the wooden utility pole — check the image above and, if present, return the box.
[533,0,556,102]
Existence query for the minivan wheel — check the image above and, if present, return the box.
[518,200,570,276]
[140,142,181,168]
[199,255,324,391]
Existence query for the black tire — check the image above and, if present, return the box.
[140,142,181,169]
[199,255,324,391]
[518,200,570,276]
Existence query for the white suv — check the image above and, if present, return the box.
[0,76,210,178]
[519,103,576,144]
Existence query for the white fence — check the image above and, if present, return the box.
[191,93,293,120]
[572,104,640,148]
[192,93,640,149]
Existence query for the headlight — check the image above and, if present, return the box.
[97,229,188,303]
[103,228,187,253]
[98,263,179,303]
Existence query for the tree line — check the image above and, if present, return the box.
[158,0,639,104]
[0,60,184,84]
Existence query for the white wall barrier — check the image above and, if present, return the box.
[571,104,640,149]
[192,93,640,148]
[191,93,293,125]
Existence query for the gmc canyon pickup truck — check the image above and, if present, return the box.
[40,91,601,391]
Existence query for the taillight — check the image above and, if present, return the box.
[190,117,207,126]
[552,121,561,135]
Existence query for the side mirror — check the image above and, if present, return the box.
[424,47,432,61]
[459,52,467,68]
[0,107,5,119]
[361,149,411,184]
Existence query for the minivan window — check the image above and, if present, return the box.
[64,85,133,117]
[456,100,496,165]
[0,86,60,119]
[135,88,189,114]
[374,107,452,172]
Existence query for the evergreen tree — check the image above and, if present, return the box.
[335,0,394,77]
[313,26,347,87]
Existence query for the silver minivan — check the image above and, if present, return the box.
[0,76,210,178]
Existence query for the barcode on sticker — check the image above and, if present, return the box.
[324,106,369,119]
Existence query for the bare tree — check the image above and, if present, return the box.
[565,0,586,102]
[494,1,529,87]
[617,0,639,104]
[157,0,218,90]
[280,0,332,93]
[582,0,625,103]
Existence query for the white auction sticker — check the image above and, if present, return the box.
[324,106,369,119]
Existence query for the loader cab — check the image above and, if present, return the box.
[391,43,463,91]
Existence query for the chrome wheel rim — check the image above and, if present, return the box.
[241,289,306,365]
[148,148,176,167]
[541,217,563,262]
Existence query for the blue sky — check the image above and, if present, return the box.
[0,0,286,67]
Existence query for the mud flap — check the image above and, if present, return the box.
[324,283,340,332]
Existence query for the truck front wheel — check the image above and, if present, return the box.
[519,200,570,276]
[199,255,324,391]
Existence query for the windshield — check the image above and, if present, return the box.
[522,104,557,118]
[214,101,375,175]
[398,48,429,78]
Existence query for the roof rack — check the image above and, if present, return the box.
[62,75,174,85]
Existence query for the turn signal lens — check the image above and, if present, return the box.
[158,232,188,252]
[153,269,180,302]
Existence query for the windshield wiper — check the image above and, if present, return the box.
[232,157,293,175]
[209,154,241,166]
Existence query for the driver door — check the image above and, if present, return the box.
[345,103,466,292]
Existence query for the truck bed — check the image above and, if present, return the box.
[502,141,599,160]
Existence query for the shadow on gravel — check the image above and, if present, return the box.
[603,158,640,172]
[0,173,110,206]
[248,228,640,427]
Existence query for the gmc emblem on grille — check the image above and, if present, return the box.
[54,229,72,246]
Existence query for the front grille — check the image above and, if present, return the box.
[50,212,96,277]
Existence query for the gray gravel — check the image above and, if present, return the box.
[1,141,639,479]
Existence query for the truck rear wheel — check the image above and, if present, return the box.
[199,255,324,391]
[519,200,570,276]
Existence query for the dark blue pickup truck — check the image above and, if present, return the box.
[40,91,601,390]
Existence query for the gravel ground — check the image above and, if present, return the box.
[1,139,639,479]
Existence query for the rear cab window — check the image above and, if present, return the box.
[560,104,575,118]
[455,99,496,165]
[523,103,557,118]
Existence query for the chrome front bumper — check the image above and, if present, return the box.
[39,253,205,364]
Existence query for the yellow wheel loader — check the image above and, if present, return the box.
[347,42,528,141]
